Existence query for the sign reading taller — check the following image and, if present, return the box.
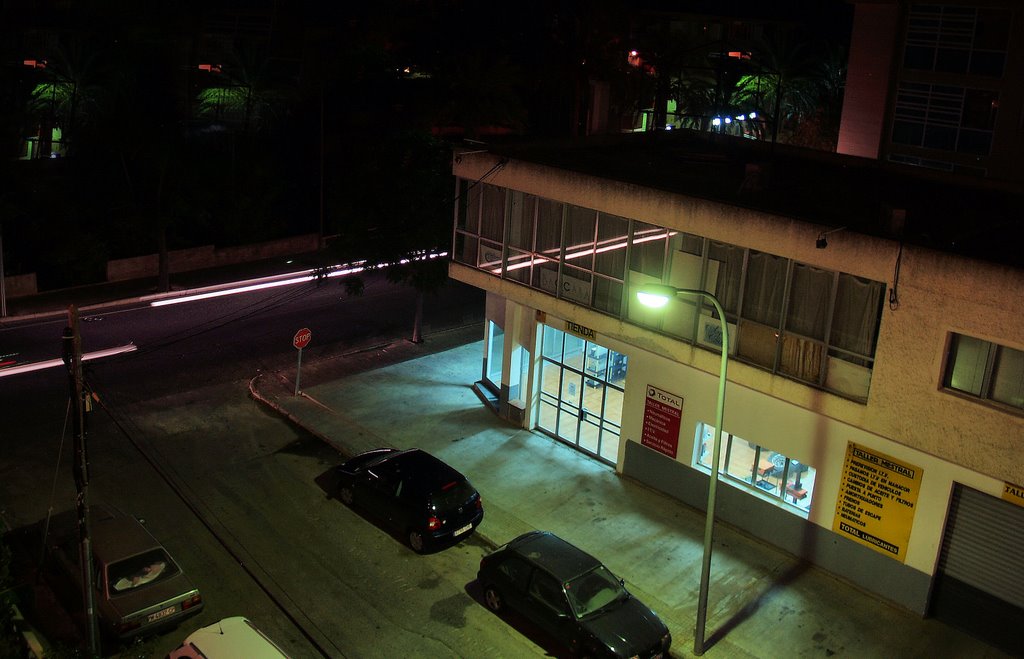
[833,442,923,562]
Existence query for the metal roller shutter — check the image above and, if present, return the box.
[938,485,1024,608]
[930,484,1024,654]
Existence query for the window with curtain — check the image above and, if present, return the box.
[594,212,628,278]
[508,191,535,250]
[742,251,787,327]
[786,263,832,340]
[564,206,597,271]
[480,183,505,242]
[536,198,564,259]
[945,334,1024,411]
[629,221,668,278]
[830,274,885,364]
[708,241,743,317]
[457,179,481,232]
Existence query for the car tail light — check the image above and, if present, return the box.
[427,516,442,531]
[182,593,202,610]
[475,497,483,510]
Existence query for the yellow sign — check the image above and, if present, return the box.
[833,442,923,562]
[1003,482,1024,508]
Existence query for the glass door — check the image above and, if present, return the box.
[538,325,627,465]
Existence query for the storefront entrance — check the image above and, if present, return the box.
[537,324,627,466]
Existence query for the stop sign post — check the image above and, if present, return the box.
[293,328,312,395]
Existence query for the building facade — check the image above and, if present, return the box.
[839,0,1024,183]
[449,134,1023,648]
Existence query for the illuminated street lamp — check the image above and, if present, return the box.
[635,283,729,656]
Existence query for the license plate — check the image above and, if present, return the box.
[147,605,176,622]
[454,523,473,536]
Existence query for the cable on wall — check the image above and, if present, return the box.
[889,241,903,311]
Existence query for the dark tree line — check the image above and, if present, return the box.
[1,1,850,294]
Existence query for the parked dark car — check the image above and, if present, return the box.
[335,447,483,553]
[45,505,204,639]
[477,531,671,658]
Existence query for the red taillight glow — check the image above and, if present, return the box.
[182,593,202,610]
[427,516,442,531]
[476,497,483,510]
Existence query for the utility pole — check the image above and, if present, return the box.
[62,306,100,657]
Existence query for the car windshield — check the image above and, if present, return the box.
[564,565,628,619]
[431,480,475,509]
[108,548,180,594]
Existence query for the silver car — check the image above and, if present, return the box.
[46,504,204,639]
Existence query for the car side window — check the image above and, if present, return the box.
[529,571,567,614]
[497,556,532,591]
[369,464,398,491]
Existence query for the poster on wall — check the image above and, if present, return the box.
[640,385,683,459]
[833,442,923,562]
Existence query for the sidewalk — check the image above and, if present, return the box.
[249,335,1012,659]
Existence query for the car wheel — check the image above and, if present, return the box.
[339,485,354,505]
[408,530,425,553]
[483,585,504,613]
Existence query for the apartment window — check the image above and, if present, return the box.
[892,82,996,155]
[695,423,815,515]
[903,4,1009,77]
[945,334,1024,411]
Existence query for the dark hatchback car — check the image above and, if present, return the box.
[477,531,671,659]
[335,447,483,553]
[45,505,204,639]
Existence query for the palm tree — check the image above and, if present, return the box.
[731,33,843,148]
[27,39,107,157]
[195,45,293,136]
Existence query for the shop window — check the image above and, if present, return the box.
[944,334,1024,411]
[695,423,815,514]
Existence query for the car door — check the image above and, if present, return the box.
[523,570,575,639]
[366,463,404,528]
[490,555,533,611]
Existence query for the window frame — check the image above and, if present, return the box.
[943,332,1024,413]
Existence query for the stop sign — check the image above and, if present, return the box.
[293,328,312,350]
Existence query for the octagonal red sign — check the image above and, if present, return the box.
[293,328,312,349]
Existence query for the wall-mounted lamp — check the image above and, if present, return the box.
[815,226,847,249]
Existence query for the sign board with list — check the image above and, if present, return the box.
[640,385,682,459]
[833,442,923,562]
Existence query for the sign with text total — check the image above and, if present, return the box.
[640,385,682,459]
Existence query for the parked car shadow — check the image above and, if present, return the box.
[464,579,574,659]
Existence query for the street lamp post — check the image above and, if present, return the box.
[635,283,729,656]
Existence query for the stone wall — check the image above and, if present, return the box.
[106,234,320,281]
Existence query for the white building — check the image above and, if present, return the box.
[449,130,1023,646]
